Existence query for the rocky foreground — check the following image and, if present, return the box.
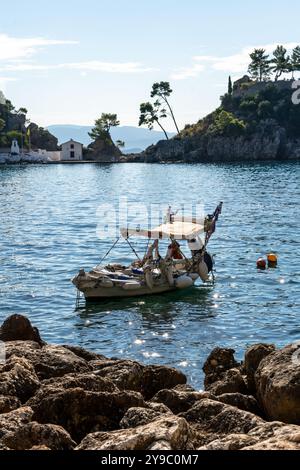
[0,314,299,451]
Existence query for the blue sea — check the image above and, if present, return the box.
[0,162,299,388]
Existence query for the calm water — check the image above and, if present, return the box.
[0,162,299,388]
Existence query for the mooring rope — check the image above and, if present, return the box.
[99,237,120,265]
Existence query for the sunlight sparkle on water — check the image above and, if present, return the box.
[143,352,161,359]
[179,361,189,367]
[134,339,145,345]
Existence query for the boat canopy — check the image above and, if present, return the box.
[121,219,204,240]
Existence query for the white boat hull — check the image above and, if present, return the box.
[82,283,181,300]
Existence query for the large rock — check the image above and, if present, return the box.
[245,423,300,450]
[141,365,186,399]
[88,136,122,162]
[28,123,58,151]
[244,343,276,392]
[203,347,239,388]
[151,389,214,414]
[255,344,300,424]
[40,372,119,393]
[199,421,300,450]
[0,356,40,402]
[198,434,258,450]
[0,407,33,439]
[91,359,144,392]
[218,393,261,416]
[76,415,195,450]
[92,360,186,399]
[206,369,248,396]
[180,399,264,434]
[0,395,21,414]
[5,341,92,380]
[63,345,107,362]
[120,407,164,428]
[1,422,76,450]
[0,315,43,344]
[28,388,145,441]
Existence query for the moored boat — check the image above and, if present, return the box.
[72,203,223,300]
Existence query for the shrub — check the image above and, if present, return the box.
[257,100,273,118]
[208,110,246,137]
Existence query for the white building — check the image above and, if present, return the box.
[11,139,20,156]
[61,139,83,161]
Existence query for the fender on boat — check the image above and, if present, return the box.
[145,270,154,289]
[122,281,142,290]
[97,277,114,288]
[198,260,209,282]
[175,275,194,289]
[166,265,175,287]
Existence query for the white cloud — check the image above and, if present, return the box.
[1,61,155,74]
[171,63,205,80]
[0,34,77,61]
[174,43,299,80]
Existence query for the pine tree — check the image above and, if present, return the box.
[272,46,290,81]
[291,46,300,79]
[248,49,272,82]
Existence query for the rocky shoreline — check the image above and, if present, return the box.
[131,123,300,164]
[0,314,299,451]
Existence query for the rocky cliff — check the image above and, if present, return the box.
[141,120,300,163]
[133,80,300,163]
[0,94,58,151]
[0,314,299,451]
[87,136,122,162]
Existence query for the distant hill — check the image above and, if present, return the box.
[46,125,175,153]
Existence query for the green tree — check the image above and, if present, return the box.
[6,130,22,146]
[0,90,5,105]
[88,113,120,141]
[151,81,179,134]
[291,46,300,79]
[272,46,290,81]
[116,140,125,149]
[139,101,169,139]
[0,118,5,132]
[208,110,246,137]
[228,76,233,95]
[4,100,15,112]
[248,49,271,82]
[258,100,273,118]
[17,107,28,115]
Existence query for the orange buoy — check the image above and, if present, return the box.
[267,253,278,266]
[257,258,267,270]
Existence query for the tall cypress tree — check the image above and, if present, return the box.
[228,76,233,95]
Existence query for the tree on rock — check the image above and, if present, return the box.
[151,81,180,134]
[116,140,125,149]
[248,49,271,82]
[291,46,300,79]
[139,101,169,139]
[272,46,290,81]
[89,113,120,142]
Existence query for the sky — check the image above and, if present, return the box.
[0,0,299,131]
